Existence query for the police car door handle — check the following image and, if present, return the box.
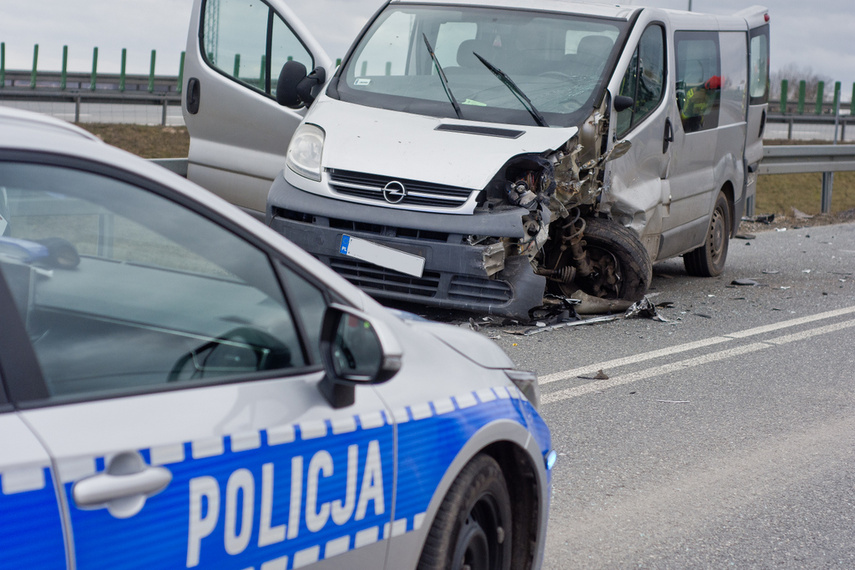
[73,466,172,511]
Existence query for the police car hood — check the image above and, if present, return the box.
[389,310,514,370]
[310,98,579,192]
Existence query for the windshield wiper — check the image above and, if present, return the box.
[422,34,463,120]
[473,52,549,127]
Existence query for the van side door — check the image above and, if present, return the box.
[183,0,331,219]
[744,20,771,217]
[604,20,670,261]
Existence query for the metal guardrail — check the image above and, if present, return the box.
[766,114,852,141]
[760,145,855,175]
[1,70,182,125]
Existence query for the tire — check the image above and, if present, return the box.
[575,217,652,301]
[684,191,731,277]
[418,454,513,570]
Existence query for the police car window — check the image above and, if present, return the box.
[0,162,307,400]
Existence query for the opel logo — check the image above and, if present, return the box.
[382,181,407,204]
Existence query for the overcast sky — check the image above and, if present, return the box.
[1,0,853,101]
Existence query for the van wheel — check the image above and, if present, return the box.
[575,217,651,301]
[418,454,512,570]
[684,191,731,277]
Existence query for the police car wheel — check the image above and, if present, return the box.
[418,454,512,570]
[684,191,731,277]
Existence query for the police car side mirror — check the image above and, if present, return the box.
[318,304,403,408]
[276,61,326,109]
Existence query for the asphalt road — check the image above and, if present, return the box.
[484,222,855,568]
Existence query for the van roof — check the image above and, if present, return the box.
[390,1,768,27]
[391,0,640,20]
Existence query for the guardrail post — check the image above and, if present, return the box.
[61,46,68,90]
[120,49,127,92]
[797,81,806,115]
[31,44,39,89]
[821,173,833,213]
[90,47,98,91]
[74,95,81,123]
[815,81,824,115]
[779,79,788,113]
[148,50,156,93]
[177,51,185,94]
[162,99,168,126]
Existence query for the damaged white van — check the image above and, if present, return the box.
[183,0,770,318]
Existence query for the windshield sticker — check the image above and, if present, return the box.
[354,78,371,87]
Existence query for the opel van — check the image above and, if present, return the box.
[183,0,770,317]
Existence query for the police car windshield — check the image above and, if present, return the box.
[337,5,626,127]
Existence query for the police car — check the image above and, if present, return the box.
[0,107,554,569]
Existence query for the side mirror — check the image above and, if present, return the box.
[276,61,327,109]
[614,95,634,112]
[318,304,402,408]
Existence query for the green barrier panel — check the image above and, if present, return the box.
[148,50,156,93]
[61,46,68,90]
[120,49,127,92]
[90,47,98,91]
[31,44,39,89]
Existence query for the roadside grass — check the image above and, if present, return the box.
[77,123,855,219]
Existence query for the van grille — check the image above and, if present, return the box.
[327,169,475,209]
[448,275,512,304]
[329,258,441,297]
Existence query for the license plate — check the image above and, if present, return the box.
[339,235,425,278]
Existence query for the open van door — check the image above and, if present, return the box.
[740,7,770,218]
[183,0,331,219]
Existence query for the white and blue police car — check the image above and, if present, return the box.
[0,107,555,569]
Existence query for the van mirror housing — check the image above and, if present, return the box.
[614,95,634,112]
[276,61,327,109]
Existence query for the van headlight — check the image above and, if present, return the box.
[286,123,325,181]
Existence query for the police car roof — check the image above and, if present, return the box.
[0,107,371,310]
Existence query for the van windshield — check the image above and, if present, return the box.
[336,5,627,128]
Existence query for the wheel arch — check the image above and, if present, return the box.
[719,180,736,237]
[406,419,549,570]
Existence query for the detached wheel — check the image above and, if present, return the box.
[684,191,731,277]
[418,454,512,570]
[575,217,652,301]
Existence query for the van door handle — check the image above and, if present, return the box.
[186,77,201,115]
[663,118,674,153]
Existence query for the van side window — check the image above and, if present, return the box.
[675,31,721,133]
[718,31,748,127]
[749,25,770,104]
[200,0,313,96]
[616,24,665,137]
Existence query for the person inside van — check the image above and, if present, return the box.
[681,74,721,131]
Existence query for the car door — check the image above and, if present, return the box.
[606,20,671,260]
[0,337,67,567]
[0,156,395,569]
[744,20,770,217]
[183,0,332,218]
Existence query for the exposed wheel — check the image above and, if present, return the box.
[684,191,731,277]
[546,216,651,301]
[418,454,512,570]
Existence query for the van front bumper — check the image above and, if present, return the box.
[267,176,545,318]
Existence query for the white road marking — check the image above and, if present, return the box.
[542,306,855,405]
